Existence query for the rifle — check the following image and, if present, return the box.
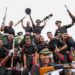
[41,13,53,22]
[15,16,27,26]
[2,7,7,25]
[15,8,31,26]
[65,5,75,23]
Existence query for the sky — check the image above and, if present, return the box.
[0,0,75,40]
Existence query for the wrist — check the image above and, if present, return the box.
[24,64,27,67]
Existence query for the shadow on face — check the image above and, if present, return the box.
[36,19,41,25]
[56,22,61,28]
[55,20,62,28]
[47,32,53,40]
[40,54,50,64]
[61,33,68,40]
[24,35,31,44]
[9,21,13,27]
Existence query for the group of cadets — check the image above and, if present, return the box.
[0,11,75,75]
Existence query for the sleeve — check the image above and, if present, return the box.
[4,26,8,32]
[13,30,15,36]
[54,30,58,36]
[57,39,65,46]
[64,24,73,29]
[68,37,75,47]
[41,20,46,28]
[48,41,56,51]
[41,25,45,29]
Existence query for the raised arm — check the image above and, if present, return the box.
[41,20,46,28]
[21,20,25,29]
[23,53,27,69]
[64,22,74,29]
[65,5,75,24]
[29,15,35,27]
[1,23,5,31]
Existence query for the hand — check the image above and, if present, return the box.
[23,65,27,70]
[8,49,14,56]
[55,48,59,52]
